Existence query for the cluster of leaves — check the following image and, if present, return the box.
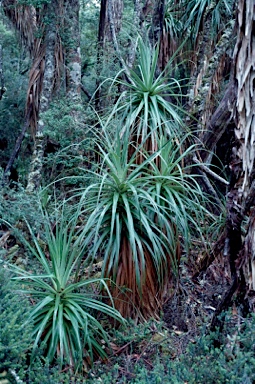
[0,21,228,379]
[164,0,234,48]
[0,18,28,179]
[0,267,79,384]
[40,99,98,189]
[6,204,125,372]
[182,0,234,43]
[0,182,42,229]
[0,267,32,380]
[109,38,185,143]
[71,125,215,321]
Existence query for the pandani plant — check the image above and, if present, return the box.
[5,206,125,372]
[105,37,187,159]
[73,130,215,321]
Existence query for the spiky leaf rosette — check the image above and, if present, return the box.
[75,132,214,320]
[106,38,186,158]
[7,206,125,371]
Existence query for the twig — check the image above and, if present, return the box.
[193,155,229,185]
[80,83,92,100]
[195,166,224,214]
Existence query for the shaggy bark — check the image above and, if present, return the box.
[2,0,37,55]
[233,0,255,299]
[126,0,142,68]
[107,0,129,74]
[95,0,108,111]
[211,0,255,327]
[65,0,81,101]
[149,0,165,47]
[26,2,57,193]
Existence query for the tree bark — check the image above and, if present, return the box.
[95,0,108,112]
[95,0,125,112]
[26,1,57,193]
[65,0,81,101]
[201,81,236,161]
[211,0,255,326]
[2,107,32,186]
[107,0,127,73]
[233,0,255,299]
[149,0,165,47]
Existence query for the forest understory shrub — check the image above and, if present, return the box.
[83,314,255,384]
[0,267,32,381]
[70,127,217,322]
[5,204,125,372]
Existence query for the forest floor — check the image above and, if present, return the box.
[85,249,233,382]
[0,226,238,383]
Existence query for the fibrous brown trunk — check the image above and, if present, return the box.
[105,234,173,321]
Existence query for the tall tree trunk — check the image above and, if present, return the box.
[211,0,255,327]
[149,0,165,47]
[65,0,81,101]
[95,0,108,112]
[232,0,255,299]
[107,0,125,69]
[95,0,124,112]
[26,1,57,193]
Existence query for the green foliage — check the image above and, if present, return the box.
[25,353,86,384]
[8,205,125,371]
[17,0,51,7]
[182,0,234,44]
[0,19,28,177]
[26,357,61,384]
[0,267,32,379]
[164,2,182,40]
[78,131,213,277]
[166,320,255,384]
[40,98,95,188]
[73,128,215,319]
[85,315,255,384]
[42,99,86,147]
[108,38,186,142]
[0,183,42,229]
